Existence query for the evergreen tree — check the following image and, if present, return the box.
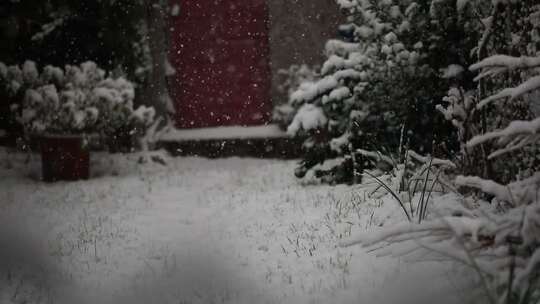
[287,0,460,184]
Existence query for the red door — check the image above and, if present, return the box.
[168,0,272,129]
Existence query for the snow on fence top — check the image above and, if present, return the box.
[159,124,289,142]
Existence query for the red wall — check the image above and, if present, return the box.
[168,0,272,129]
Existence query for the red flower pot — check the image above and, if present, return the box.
[40,135,90,182]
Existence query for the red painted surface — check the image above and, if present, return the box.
[168,0,272,129]
[40,136,90,182]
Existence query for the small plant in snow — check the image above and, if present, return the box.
[361,149,456,223]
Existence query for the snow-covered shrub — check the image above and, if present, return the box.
[272,65,320,129]
[434,1,537,181]
[287,0,458,184]
[0,61,47,137]
[347,173,540,303]
[1,61,155,149]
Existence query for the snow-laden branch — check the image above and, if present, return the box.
[325,40,360,57]
[341,220,452,247]
[476,75,540,109]
[455,175,510,202]
[407,150,457,169]
[467,117,540,157]
[470,54,540,107]
[290,69,362,104]
[321,53,367,75]
[343,197,540,303]
[456,173,540,206]
[287,104,328,135]
[356,149,394,166]
[31,12,71,41]
[336,0,360,10]
[342,214,499,252]
[470,55,540,107]
[467,55,540,157]
[470,55,540,73]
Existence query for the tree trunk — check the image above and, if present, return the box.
[144,0,172,121]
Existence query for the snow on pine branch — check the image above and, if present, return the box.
[342,195,540,295]
[476,75,540,109]
[340,216,496,253]
[470,55,540,74]
[289,70,362,104]
[290,78,338,105]
[325,40,360,57]
[407,150,457,169]
[467,117,540,158]
[32,17,66,41]
[470,55,540,109]
[31,11,71,41]
[336,0,360,10]
[287,104,328,135]
[321,53,367,75]
[465,53,540,157]
[456,173,540,206]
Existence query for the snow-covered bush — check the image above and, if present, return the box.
[0,61,52,137]
[434,0,537,181]
[347,172,540,303]
[345,2,540,303]
[287,0,458,184]
[1,61,155,148]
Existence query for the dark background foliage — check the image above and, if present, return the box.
[0,0,150,138]
[0,1,145,75]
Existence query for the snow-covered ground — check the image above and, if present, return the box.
[0,148,471,304]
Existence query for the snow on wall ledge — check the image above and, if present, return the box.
[159,124,289,141]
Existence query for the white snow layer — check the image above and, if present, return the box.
[470,55,540,71]
[0,149,471,304]
[441,64,465,79]
[171,4,180,16]
[160,124,287,141]
[287,104,328,135]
